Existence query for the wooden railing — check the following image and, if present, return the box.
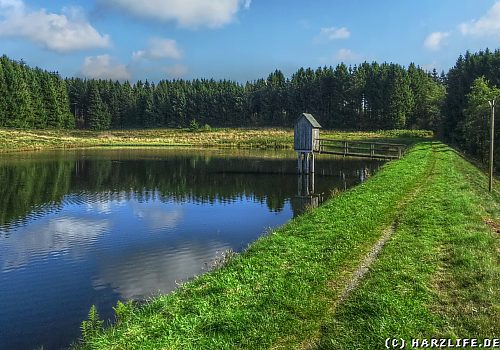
[317,139,406,159]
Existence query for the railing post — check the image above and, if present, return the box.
[370,143,374,157]
[398,146,402,159]
[297,152,303,174]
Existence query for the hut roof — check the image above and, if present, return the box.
[301,113,322,128]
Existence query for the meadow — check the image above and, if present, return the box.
[0,128,432,152]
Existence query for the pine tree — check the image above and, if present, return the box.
[87,84,110,130]
[118,81,135,128]
[19,63,36,127]
[386,65,414,129]
[462,77,500,161]
[66,77,87,128]
[2,58,33,127]
[332,63,350,128]
[29,69,48,128]
[55,76,74,128]
[0,59,7,126]
[41,73,61,128]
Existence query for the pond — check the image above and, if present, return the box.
[0,148,384,350]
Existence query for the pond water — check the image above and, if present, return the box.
[0,148,384,350]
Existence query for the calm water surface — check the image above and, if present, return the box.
[0,148,384,350]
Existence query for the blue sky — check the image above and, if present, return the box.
[0,0,499,83]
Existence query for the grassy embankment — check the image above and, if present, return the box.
[75,140,499,349]
[0,128,431,152]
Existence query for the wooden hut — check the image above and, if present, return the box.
[294,113,321,173]
[294,113,321,152]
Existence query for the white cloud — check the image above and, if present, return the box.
[101,0,250,28]
[460,2,500,37]
[423,31,450,51]
[164,63,189,78]
[81,55,131,81]
[336,48,361,62]
[0,1,110,52]
[133,37,183,60]
[319,26,351,40]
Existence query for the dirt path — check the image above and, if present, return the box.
[334,144,437,308]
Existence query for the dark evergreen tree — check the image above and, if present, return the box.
[87,84,110,130]
[386,65,414,129]
[41,73,61,128]
[29,69,48,128]
[0,56,73,128]
[331,63,350,128]
[0,59,8,126]
[2,58,32,127]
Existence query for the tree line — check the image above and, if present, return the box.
[1,53,445,131]
[65,62,444,131]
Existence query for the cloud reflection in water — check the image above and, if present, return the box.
[93,240,231,299]
[1,216,110,271]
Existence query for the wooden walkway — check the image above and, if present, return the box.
[317,139,406,159]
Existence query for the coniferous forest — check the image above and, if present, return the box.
[0,56,74,129]
[65,62,446,131]
[1,49,500,163]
